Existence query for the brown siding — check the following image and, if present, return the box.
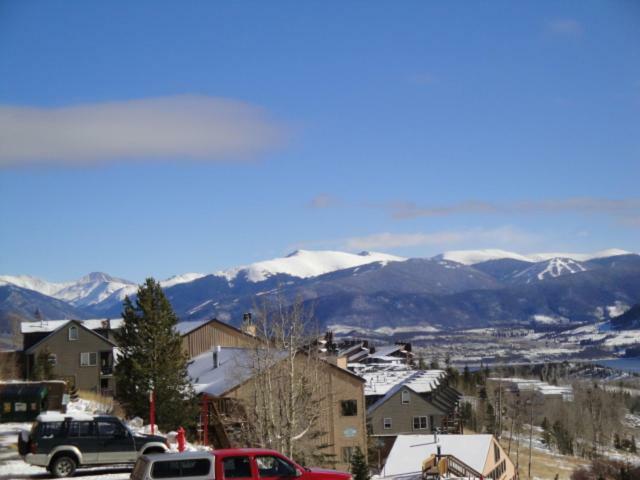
[182,321,255,358]
[368,388,446,436]
[28,322,114,393]
[224,358,366,472]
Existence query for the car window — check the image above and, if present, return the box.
[180,459,212,476]
[223,456,252,478]
[256,456,297,477]
[38,422,64,439]
[97,421,125,437]
[68,421,95,437]
[152,460,182,478]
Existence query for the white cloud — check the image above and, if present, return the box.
[344,226,537,250]
[308,193,341,209]
[390,197,640,219]
[546,19,583,38]
[0,95,287,167]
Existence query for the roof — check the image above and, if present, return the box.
[24,319,117,354]
[21,318,124,334]
[176,319,212,335]
[362,368,447,396]
[188,347,288,396]
[382,434,494,476]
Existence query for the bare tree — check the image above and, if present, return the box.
[237,295,333,465]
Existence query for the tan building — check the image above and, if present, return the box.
[22,320,117,394]
[179,318,256,358]
[188,346,367,472]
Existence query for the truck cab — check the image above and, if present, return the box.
[132,448,352,480]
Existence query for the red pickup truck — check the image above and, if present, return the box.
[131,448,352,480]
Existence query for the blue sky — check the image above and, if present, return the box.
[0,0,639,282]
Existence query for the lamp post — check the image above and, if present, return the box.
[149,389,156,435]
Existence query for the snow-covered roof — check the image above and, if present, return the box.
[21,318,123,334]
[187,347,288,396]
[37,410,95,422]
[175,319,211,335]
[488,377,573,397]
[362,368,446,396]
[382,434,494,476]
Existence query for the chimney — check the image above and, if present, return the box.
[241,312,256,337]
[212,345,221,369]
[336,355,348,370]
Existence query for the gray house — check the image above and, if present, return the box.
[367,384,447,436]
[22,320,118,395]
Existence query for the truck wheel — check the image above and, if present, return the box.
[50,455,77,478]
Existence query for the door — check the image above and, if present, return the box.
[96,420,136,463]
[66,421,100,464]
[254,454,299,480]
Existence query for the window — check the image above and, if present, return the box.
[80,352,97,366]
[412,416,428,430]
[68,326,78,341]
[152,460,181,478]
[97,421,126,437]
[47,354,57,366]
[223,456,252,478]
[38,421,64,438]
[341,399,357,416]
[342,447,354,463]
[401,390,410,404]
[256,456,297,477]
[493,443,501,463]
[152,459,212,478]
[383,417,392,429]
[68,421,95,437]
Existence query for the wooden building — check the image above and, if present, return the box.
[21,320,117,395]
[179,318,256,358]
[188,346,367,472]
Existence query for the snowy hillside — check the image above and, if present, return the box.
[437,248,631,265]
[53,272,137,307]
[511,258,589,284]
[216,249,406,282]
[0,275,70,297]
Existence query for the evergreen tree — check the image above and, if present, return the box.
[349,447,370,480]
[462,366,471,389]
[631,436,637,454]
[31,348,55,380]
[541,417,552,447]
[115,278,197,431]
[485,402,496,434]
[416,354,427,370]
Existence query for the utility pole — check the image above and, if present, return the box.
[528,399,533,479]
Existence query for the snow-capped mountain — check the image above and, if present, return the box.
[0,275,71,297]
[510,258,589,284]
[53,272,137,307]
[215,249,406,282]
[2,248,639,334]
[436,248,630,265]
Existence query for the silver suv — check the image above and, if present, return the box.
[131,452,214,480]
[18,412,168,478]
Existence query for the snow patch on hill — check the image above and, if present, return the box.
[217,249,406,282]
[0,275,70,296]
[438,248,631,265]
[160,273,206,288]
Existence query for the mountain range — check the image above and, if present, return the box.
[1,248,639,334]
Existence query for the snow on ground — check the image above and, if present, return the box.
[329,323,438,337]
[603,330,640,347]
[217,249,406,282]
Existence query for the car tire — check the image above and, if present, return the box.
[50,455,77,478]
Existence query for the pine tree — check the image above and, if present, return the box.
[115,278,197,431]
[349,447,370,480]
[541,417,552,447]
